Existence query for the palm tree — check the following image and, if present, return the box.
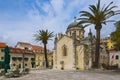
[78,0,120,68]
[34,29,54,68]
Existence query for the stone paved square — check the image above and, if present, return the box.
[0,69,120,80]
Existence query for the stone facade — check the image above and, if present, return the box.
[32,45,53,69]
[0,41,53,69]
[53,21,96,70]
[0,42,35,69]
[0,42,6,69]
[9,47,35,69]
[99,45,109,66]
[54,36,75,70]
[109,51,120,68]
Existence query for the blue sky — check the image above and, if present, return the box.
[0,0,120,50]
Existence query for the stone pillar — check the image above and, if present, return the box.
[72,31,77,69]
[53,35,58,69]
[88,29,93,69]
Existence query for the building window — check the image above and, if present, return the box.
[41,50,44,53]
[116,55,119,60]
[62,45,67,56]
[38,49,41,53]
[31,58,35,61]
[24,47,28,50]
[70,31,71,36]
[1,49,4,52]
[12,57,17,61]
[13,64,16,66]
[18,57,22,61]
[25,64,27,66]
[24,58,28,61]
[1,57,4,60]
[19,64,21,68]
[74,31,76,35]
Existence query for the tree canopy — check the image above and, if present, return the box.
[34,29,54,45]
[111,21,120,50]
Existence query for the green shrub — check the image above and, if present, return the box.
[5,66,21,78]
[5,71,14,78]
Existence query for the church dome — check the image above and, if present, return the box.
[66,21,84,41]
[67,22,83,29]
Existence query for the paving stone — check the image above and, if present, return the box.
[0,69,120,80]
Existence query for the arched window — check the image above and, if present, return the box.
[62,45,67,56]
[74,31,76,35]
[70,31,71,36]
[116,55,119,60]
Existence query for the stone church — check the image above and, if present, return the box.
[53,20,96,70]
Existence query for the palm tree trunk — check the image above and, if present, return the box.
[95,27,101,68]
[44,44,49,68]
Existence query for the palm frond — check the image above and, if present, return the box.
[101,3,106,11]
[103,1,113,13]
[114,10,120,15]
[34,29,54,44]
[105,20,116,22]
[106,6,117,12]
[97,0,100,10]
[77,18,89,21]
[83,24,92,28]
[77,20,91,27]
[89,5,97,14]
[105,12,115,19]
[78,0,119,28]
[80,11,93,17]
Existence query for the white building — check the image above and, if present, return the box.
[109,51,120,68]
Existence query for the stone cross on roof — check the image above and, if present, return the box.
[74,16,77,22]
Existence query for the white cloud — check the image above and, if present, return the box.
[0,0,120,50]
[51,0,64,14]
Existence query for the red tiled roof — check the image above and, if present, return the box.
[32,45,44,51]
[9,47,33,54]
[17,42,32,45]
[0,42,6,48]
